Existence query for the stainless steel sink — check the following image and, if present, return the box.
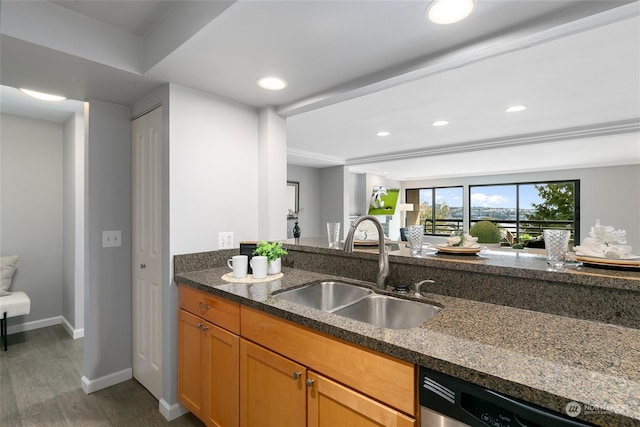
[275,281,373,311]
[275,281,441,329]
[333,294,441,329]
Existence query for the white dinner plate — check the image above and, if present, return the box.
[575,256,640,268]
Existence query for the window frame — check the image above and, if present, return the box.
[406,186,464,236]
[469,179,580,244]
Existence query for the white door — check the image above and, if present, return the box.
[132,106,163,399]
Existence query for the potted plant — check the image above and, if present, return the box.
[469,221,502,247]
[253,240,288,275]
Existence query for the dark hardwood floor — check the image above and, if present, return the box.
[0,325,204,426]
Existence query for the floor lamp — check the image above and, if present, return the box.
[398,203,414,227]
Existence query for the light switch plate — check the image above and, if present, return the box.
[102,230,122,248]
[218,232,234,249]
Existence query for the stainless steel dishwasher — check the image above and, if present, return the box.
[419,367,597,427]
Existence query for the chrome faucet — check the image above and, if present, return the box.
[413,279,434,298]
[344,215,389,290]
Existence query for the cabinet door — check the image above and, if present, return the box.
[205,323,239,427]
[240,339,306,427]
[307,372,415,427]
[178,309,207,419]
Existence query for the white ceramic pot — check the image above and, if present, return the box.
[267,258,281,275]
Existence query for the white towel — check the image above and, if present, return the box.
[575,237,633,259]
[446,233,480,248]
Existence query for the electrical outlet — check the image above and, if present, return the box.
[218,232,234,249]
[102,230,122,248]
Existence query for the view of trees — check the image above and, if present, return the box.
[409,181,578,241]
[526,183,575,221]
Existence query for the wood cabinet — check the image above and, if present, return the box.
[178,309,207,418]
[238,338,414,427]
[178,284,416,427]
[307,372,414,427]
[178,286,240,427]
[240,339,306,427]
[240,306,415,417]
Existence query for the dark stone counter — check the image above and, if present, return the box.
[174,243,640,426]
[278,238,640,328]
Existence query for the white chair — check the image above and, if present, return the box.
[0,291,31,351]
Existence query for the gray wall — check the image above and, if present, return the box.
[348,172,366,216]
[319,166,348,240]
[0,113,63,328]
[84,99,132,381]
[62,114,75,326]
[287,164,321,238]
[62,113,79,329]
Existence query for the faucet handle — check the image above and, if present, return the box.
[414,279,434,298]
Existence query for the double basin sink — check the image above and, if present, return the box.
[274,281,441,329]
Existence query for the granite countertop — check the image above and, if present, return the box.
[284,237,640,291]
[175,266,640,427]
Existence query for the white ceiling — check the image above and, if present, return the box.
[1,0,639,180]
[0,85,84,122]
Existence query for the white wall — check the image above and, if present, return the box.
[169,84,260,255]
[0,113,64,329]
[287,164,321,238]
[402,164,640,250]
[258,107,287,240]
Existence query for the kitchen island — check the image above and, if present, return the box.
[175,241,640,426]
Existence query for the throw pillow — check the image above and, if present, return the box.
[1,255,19,296]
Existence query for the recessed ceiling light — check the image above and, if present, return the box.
[427,0,474,24]
[257,76,287,91]
[505,105,527,113]
[20,88,66,101]
[432,120,449,127]
[376,131,391,137]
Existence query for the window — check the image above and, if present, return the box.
[406,187,463,235]
[470,180,579,244]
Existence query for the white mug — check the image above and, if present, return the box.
[250,256,268,279]
[227,255,248,278]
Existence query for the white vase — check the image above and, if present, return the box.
[267,258,281,275]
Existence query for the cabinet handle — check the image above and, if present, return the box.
[140,264,146,269]
[198,302,211,310]
[201,325,209,331]
[292,371,302,380]
[196,322,203,329]
[306,379,315,388]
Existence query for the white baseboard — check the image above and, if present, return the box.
[61,316,84,339]
[159,399,188,421]
[6,315,62,335]
[81,368,132,394]
[5,315,84,339]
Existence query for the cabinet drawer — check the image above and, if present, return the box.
[179,284,240,334]
[241,306,415,416]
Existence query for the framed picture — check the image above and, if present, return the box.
[367,186,399,215]
[287,181,299,218]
